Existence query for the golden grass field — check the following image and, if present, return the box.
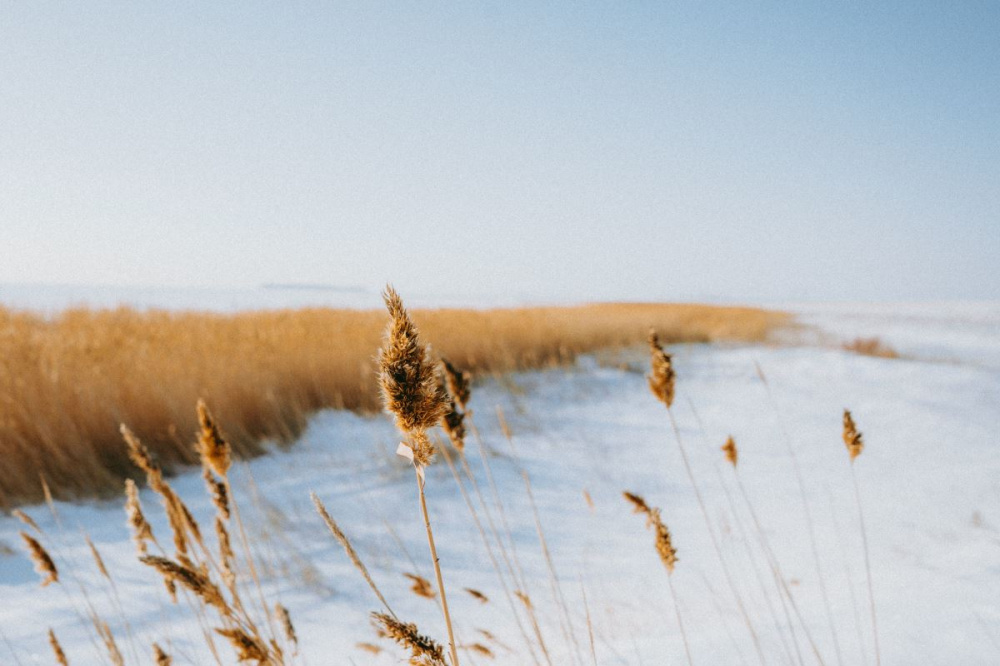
[0,302,789,505]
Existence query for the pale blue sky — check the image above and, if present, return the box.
[1,2,997,303]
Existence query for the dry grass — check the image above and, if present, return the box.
[0,302,787,505]
[841,336,900,359]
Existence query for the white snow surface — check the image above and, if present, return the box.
[1,306,999,664]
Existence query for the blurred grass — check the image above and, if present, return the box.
[0,302,789,505]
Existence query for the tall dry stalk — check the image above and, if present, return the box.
[623,492,692,665]
[755,362,843,666]
[646,331,766,665]
[377,286,459,666]
[842,409,880,666]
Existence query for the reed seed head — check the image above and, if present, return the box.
[647,330,676,408]
[404,572,436,600]
[842,409,864,462]
[464,588,489,604]
[312,492,395,617]
[139,555,227,614]
[215,628,270,663]
[623,492,678,574]
[12,509,41,533]
[651,508,678,574]
[372,611,447,666]
[125,479,155,555]
[441,358,471,411]
[85,535,110,580]
[377,286,448,453]
[275,603,298,649]
[439,372,467,452]
[722,436,738,468]
[153,643,172,665]
[203,468,231,520]
[48,628,68,666]
[196,400,232,478]
[20,531,58,586]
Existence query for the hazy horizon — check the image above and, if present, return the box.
[2,3,997,303]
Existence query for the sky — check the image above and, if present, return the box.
[1,2,998,304]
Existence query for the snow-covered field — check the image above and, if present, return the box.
[1,301,999,664]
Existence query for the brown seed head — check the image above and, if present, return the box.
[215,628,270,663]
[20,531,58,586]
[85,535,110,580]
[623,491,652,517]
[196,400,232,478]
[12,509,41,533]
[439,371,467,452]
[139,555,227,613]
[378,286,448,443]
[441,358,472,411]
[842,409,864,462]
[404,572,436,600]
[647,330,676,408]
[125,479,155,555]
[48,629,68,666]
[372,611,446,666]
[153,643,172,665]
[203,468,231,520]
[275,603,298,649]
[468,643,495,658]
[121,424,165,490]
[215,516,236,589]
[722,436,739,468]
[464,588,489,604]
[650,508,679,574]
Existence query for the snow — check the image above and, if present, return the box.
[1,304,999,664]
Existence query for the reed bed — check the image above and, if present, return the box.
[0,302,787,504]
[6,290,888,666]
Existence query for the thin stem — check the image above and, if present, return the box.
[756,363,843,666]
[666,408,768,666]
[416,468,460,666]
[668,573,694,666]
[851,466,880,666]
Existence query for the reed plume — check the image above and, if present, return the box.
[378,286,459,665]
[12,509,40,533]
[125,479,155,555]
[49,628,69,665]
[139,555,227,613]
[842,409,864,462]
[405,573,437,600]
[647,330,676,408]
[275,603,298,651]
[622,492,688,663]
[372,611,447,666]
[842,409,879,665]
[311,492,395,617]
[215,628,270,663]
[153,643,172,665]
[378,286,448,466]
[197,400,232,478]
[441,358,471,411]
[722,436,738,468]
[21,531,58,586]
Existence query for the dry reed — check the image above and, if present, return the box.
[21,531,58,586]
[372,611,447,666]
[48,628,69,665]
[842,409,880,666]
[378,287,460,666]
[0,301,786,504]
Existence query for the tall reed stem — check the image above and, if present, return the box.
[851,466,880,666]
[416,469,460,666]
[666,409,767,666]
[667,572,694,665]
